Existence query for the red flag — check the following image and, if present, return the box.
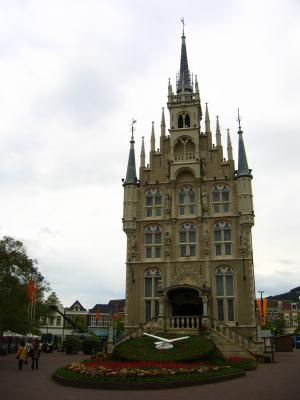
[27,279,37,301]
[96,307,100,321]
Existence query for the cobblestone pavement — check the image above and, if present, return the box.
[0,350,299,400]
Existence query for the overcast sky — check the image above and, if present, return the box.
[0,0,299,308]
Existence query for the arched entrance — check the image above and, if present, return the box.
[168,287,203,329]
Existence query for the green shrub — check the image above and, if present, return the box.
[63,335,81,354]
[82,335,103,355]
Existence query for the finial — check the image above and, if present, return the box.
[237,108,242,132]
[130,118,137,141]
[181,17,185,36]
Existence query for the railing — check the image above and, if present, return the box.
[168,315,202,329]
[174,153,196,162]
[210,317,258,354]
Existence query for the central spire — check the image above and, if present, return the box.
[177,18,192,93]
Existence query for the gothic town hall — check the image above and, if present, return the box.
[122,29,256,342]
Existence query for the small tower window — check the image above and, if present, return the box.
[178,114,183,128]
[214,222,232,256]
[212,185,230,213]
[185,114,190,128]
[145,225,162,259]
[145,189,162,217]
[178,186,195,216]
[179,223,196,257]
[144,269,161,321]
[215,267,234,322]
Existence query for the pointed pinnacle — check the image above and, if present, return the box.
[216,116,221,146]
[205,103,211,133]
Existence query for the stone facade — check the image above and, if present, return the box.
[122,31,256,338]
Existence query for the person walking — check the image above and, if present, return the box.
[30,341,41,370]
[16,341,28,371]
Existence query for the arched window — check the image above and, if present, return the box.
[185,114,190,128]
[215,267,234,321]
[179,223,196,257]
[214,222,232,256]
[212,185,230,213]
[178,186,195,216]
[145,189,162,217]
[178,114,183,128]
[145,225,162,259]
[144,269,161,321]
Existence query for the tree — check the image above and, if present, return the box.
[0,236,49,335]
[46,292,59,306]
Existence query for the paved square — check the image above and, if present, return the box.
[0,350,299,399]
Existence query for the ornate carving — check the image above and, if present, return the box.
[172,262,201,285]
[165,193,171,215]
[127,235,137,258]
[203,230,210,250]
[202,186,208,210]
[164,232,172,256]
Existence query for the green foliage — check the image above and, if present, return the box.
[112,335,217,362]
[82,335,103,354]
[0,236,49,335]
[274,319,285,335]
[63,335,81,354]
[73,316,87,333]
[46,292,59,306]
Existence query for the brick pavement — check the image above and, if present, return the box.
[0,350,299,400]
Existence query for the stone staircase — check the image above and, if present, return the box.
[209,318,262,359]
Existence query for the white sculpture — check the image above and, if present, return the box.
[143,333,189,349]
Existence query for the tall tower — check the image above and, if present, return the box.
[123,30,256,338]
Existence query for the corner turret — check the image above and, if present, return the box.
[123,120,138,233]
[235,110,254,227]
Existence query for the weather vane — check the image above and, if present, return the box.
[181,17,185,36]
[130,118,137,140]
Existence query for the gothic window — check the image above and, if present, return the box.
[179,223,196,257]
[214,222,232,256]
[145,189,162,217]
[144,269,161,321]
[185,114,190,128]
[178,186,195,216]
[178,114,183,128]
[145,225,162,259]
[216,267,234,322]
[212,185,230,213]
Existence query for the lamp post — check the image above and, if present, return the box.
[258,290,264,327]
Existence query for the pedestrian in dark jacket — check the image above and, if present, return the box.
[30,341,41,370]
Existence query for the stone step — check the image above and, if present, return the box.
[209,331,255,359]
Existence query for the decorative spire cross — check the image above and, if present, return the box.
[237,108,242,131]
[130,118,137,141]
[181,17,185,36]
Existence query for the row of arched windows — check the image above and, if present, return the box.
[144,222,232,259]
[145,185,230,217]
[143,267,235,322]
[178,113,191,128]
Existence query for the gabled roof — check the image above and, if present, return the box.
[89,299,125,314]
[66,300,87,311]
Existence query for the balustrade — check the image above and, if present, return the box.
[169,315,202,329]
[174,153,196,162]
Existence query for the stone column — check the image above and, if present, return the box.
[201,295,210,328]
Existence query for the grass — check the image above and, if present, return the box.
[112,335,217,362]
